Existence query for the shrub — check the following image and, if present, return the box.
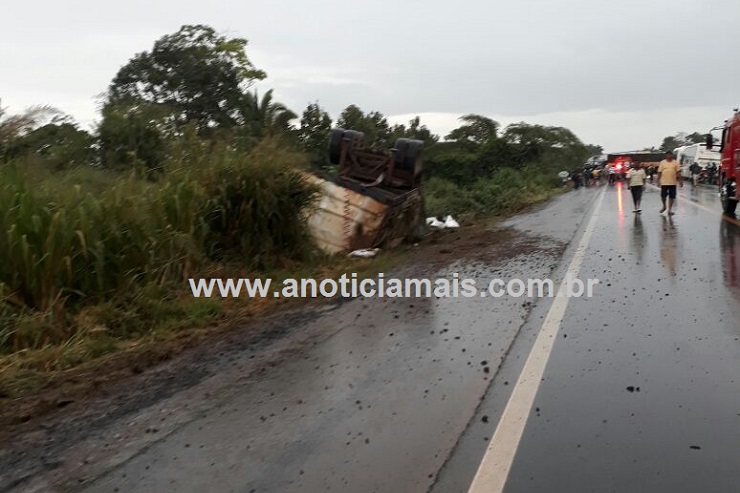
[424,166,563,218]
[0,138,319,351]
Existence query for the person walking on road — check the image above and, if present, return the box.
[591,167,600,186]
[657,151,683,215]
[690,162,701,187]
[627,161,646,213]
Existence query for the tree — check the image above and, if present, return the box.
[660,135,683,152]
[298,102,332,168]
[0,100,60,162]
[685,132,705,144]
[391,116,439,145]
[445,114,499,145]
[365,111,392,146]
[497,123,588,169]
[659,131,706,151]
[337,105,370,135]
[8,119,93,170]
[104,24,266,134]
[97,102,167,173]
[243,89,297,139]
[585,144,603,157]
[336,105,391,147]
[424,148,486,186]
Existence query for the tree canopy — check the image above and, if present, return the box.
[445,114,499,145]
[243,89,297,139]
[659,131,706,151]
[298,102,332,167]
[105,24,266,134]
[336,105,391,147]
[425,116,593,185]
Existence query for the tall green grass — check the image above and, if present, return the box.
[424,166,564,218]
[0,138,319,352]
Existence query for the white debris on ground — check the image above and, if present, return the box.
[426,217,446,229]
[444,215,460,228]
[348,248,380,258]
[426,215,460,229]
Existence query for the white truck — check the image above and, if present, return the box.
[673,145,689,170]
[678,143,721,178]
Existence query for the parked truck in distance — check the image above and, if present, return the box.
[706,108,740,216]
[678,143,721,179]
[673,145,689,171]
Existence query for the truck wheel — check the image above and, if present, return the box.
[720,178,737,216]
[393,138,423,172]
[403,140,424,176]
[393,138,410,170]
[329,128,346,165]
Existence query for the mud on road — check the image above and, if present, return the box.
[0,191,595,493]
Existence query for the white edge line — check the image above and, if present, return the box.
[467,188,606,493]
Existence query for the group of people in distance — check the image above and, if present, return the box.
[625,151,682,215]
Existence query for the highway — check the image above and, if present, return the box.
[4,182,739,493]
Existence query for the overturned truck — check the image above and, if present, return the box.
[303,129,425,254]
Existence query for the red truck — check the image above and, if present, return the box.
[707,108,740,215]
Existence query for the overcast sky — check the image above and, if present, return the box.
[3,0,739,152]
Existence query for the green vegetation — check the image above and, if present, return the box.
[657,131,706,152]
[0,24,600,402]
[0,139,316,350]
[422,115,592,217]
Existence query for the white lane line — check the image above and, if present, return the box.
[467,188,606,493]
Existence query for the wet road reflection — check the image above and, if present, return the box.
[503,184,740,493]
[630,214,645,264]
[659,215,678,276]
[719,218,740,294]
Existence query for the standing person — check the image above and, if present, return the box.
[657,151,683,215]
[572,169,583,189]
[627,162,647,212]
[690,162,701,186]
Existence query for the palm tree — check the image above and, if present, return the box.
[0,100,60,160]
[243,89,297,138]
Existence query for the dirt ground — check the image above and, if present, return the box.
[0,208,566,492]
[0,219,532,432]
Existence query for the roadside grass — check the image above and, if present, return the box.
[0,198,554,408]
[1,178,559,406]
[424,167,567,219]
[0,141,568,421]
[0,246,412,404]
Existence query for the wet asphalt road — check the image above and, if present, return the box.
[433,182,740,493]
[497,183,740,493]
[10,183,740,493]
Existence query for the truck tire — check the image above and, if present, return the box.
[393,138,423,173]
[404,140,424,176]
[720,177,737,216]
[329,128,346,165]
[393,138,410,170]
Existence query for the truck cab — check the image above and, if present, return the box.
[707,109,740,215]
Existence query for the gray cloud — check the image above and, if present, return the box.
[3,0,739,150]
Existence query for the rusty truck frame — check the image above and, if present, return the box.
[303,129,426,254]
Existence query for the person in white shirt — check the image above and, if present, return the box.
[627,162,647,213]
